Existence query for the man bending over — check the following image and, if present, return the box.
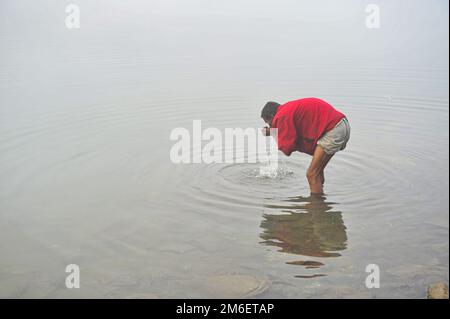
[261,98,351,195]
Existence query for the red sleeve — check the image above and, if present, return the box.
[273,115,298,156]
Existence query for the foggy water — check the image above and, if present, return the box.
[0,0,448,298]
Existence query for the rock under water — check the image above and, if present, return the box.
[205,274,270,298]
[427,282,449,299]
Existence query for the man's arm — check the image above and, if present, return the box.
[271,116,298,156]
[261,127,271,136]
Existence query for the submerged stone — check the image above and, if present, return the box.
[205,274,269,298]
[427,282,449,299]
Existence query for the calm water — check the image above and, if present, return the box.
[0,0,448,298]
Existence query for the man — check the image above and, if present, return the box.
[261,98,350,195]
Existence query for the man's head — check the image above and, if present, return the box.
[261,101,280,127]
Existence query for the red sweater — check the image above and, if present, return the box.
[272,98,345,156]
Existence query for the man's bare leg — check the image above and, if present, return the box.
[306,145,333,194]
[319,153,334,185]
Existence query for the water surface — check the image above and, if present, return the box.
[0,0,448,298]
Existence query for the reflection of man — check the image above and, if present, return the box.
[261,98,351,195]
[260,195,347,258]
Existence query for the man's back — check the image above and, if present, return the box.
[273,98,345,155]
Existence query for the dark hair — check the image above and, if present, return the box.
[261,101,280,119]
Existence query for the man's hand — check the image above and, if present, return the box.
[261,127,271,136]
